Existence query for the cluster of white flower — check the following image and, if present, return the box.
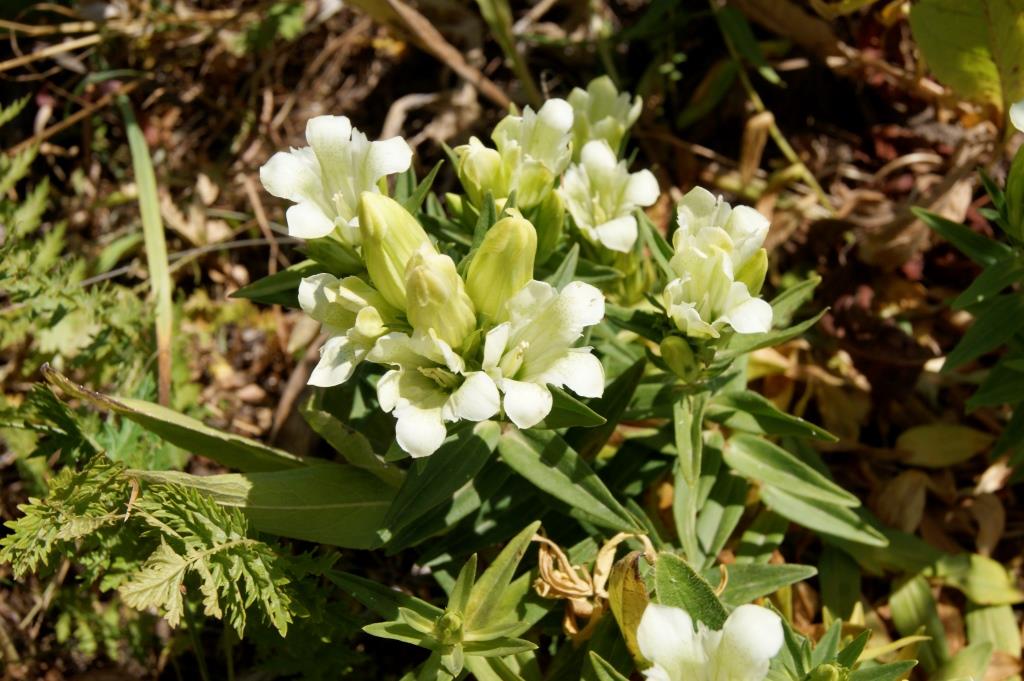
[261,119,605,457]
[664,187,773,339]
[637,602,783,681]
[259,81,779,455]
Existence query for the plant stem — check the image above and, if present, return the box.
[183,600,212,681]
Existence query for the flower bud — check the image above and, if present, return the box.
[456,138,508,206]
[525,189,564,265]
[660,335,700,382]
[735,247,768,296]
[358,192,436,311]
[808,664,849,681]
[466,215,537,320]
[405,249,477,349]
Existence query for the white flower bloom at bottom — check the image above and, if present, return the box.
[369,330,499,458]
[482,281,605,429]
[637,603,783,681]
[1011,99,1024,133]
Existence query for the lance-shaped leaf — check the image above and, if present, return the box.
[759,485,887,547]
[654,552,728,629]
[230,260,323,308]
[45,367,308,472]
[498,428,641,533]
[464,521,541,633]
[724,435,858,507]
[708,390,836,441]
[702,563,817,607]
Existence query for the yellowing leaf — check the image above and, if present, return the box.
[896,424,993,468]
[909,0,1024,112]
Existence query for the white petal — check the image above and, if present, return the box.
[298,273,339,320]
[538,98,574,134]
[1011,99,1024,133]
[580,139,618,171]
[366,136,414,180]
[594,215,639,253]
[676,186,718,231]
[712,604,783,681]
[559,281,606,328]
[723,285,773,334]
[482,323,511,371]
[641,665,672,681]
[505,281,559,328]
[538,349,605,398]
[367,332,423,367]
[308,335,364,387]
[286,202,336,239]
[376,369,402,412]
[626,169,660,207]
[637,604,697,672]
[394,405,447,458]
[305,115,353,157]
[445,372,500,422]
[500,379,553,429]
[259,150,322,204]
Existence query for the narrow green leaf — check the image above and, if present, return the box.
[382,422,500,540]
[952,255,1024,309]
[327,570,443,621]
[848,660,917,681]
[718,310,827,362]
[726,435,858,507]
[759,485,887,547]
[587,653,631,681]
[708,390,836,441]
[890,574,949,672]
[498,428,641,533]
[132,464,394,549]
[932,643,993,681]
[301,404,405,487]
[403,160,444,213]
[703,563,817,607]
[464,520,542,632]
[231,260,323,308]
[913,207,1012,266]
[538,387,606,429]
[965,603,1021,656]
[944,294,1024,370]
[45,367,308,472]
[449,554,478,614]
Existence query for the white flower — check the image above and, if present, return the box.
[298,273,399,387]
[369,330,499,458]
[664,238,772,338]
[568,75,642,160]
[259,115,412,243]
[1011,99,1024,133]
[560,140,659,252]
[636,603,783,681]
[482,281,605,428]
[673,187,769,273]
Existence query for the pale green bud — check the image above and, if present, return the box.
[433,611,463,645]
[526,188,565,265]
[736,247,768,295]
[808,664,849,681]
[405,249,477,349]
[466,215,537,320]
[515,160,556,208]
[456,137,509,206]
[660,335,699,381]
[358,192,436,311]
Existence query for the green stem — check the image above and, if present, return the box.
[183,599,212,681]
[672,393,709,564]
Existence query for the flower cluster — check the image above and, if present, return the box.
[663,187,773,339]
[636,602,783,681]
[261,120,607,457]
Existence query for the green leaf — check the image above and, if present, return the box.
[714,5,781,84]
[133,464,394,549]
[848,661,918,681]
[896,423,993,467]
[929,553,1024,605]
[695,470,747,567]
[708,390,836,441]
[703,563,817,607]
[538,387,606,429]
[382,422,500,541]
[462,637,537,657]
[909,0,1024,111]
[119,540,188,628]
[464,521,542,632]
[546,244,580,289]
[331,571,443,627]
[45,367,308,472]
[725,435,858,507]
[364,621,439,649]
[836,629,871,668]
[717,310,827,362]
[944,293,1024,370]
[890,574,949,672]
[231,260,323,308]
[587,652,631,681]
[448,554,478,615]
[769,273,821,327]
[402,160,444,213]
[301,404,405,487]
[566,358,646,459]
[810,620,843,668]
[933,643,993,681]
[759,485,888,547]
[654,552,728,629]
[952,255,1024,309]
[965,603,1022,656]
[497,428,641,533]
[914,207,1013,266]
[638,211,675,279]
[819,545,861,620]
[300,237,363,275]
[967,362,1024,408]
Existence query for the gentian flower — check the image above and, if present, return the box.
[568,75,642,160]
[636,603,783,681]
[259,115,412,243]
[560,140,659,252]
